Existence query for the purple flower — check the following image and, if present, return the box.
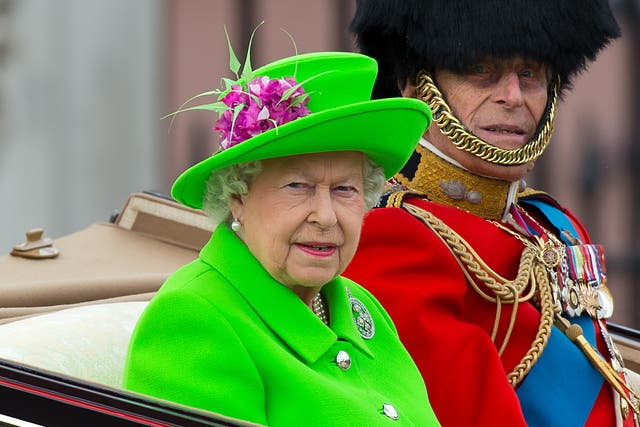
[214,75,311,149]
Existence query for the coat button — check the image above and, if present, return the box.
[382,403,398,420]
[335,350,351,370]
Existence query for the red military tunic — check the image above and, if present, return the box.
[344,193,636,427]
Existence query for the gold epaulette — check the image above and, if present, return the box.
[384,190,428,209]
[517,186,549,199]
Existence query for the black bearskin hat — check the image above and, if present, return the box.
[351,0,621,98]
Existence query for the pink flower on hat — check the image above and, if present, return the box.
[214,75,311,150]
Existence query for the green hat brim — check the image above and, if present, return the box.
[172,97,430,209]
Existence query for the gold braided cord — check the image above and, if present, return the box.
[403,203,554,387]
[408,203,536,304]
[404,203,532,350]
[498,284,520,357]
[416,72,560,166]
[506,263,555,387]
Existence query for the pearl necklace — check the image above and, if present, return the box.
[312,293,329,326]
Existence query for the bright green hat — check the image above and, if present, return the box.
[171,51,431,209]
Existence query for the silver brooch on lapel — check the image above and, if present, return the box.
[346,288,375,339]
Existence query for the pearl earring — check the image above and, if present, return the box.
[231,219,241,232]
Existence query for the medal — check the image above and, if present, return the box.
[563,244,611,319]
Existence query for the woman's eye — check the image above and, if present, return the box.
[284,181,319,193]
[334,185,358,195]
[286,182,308,189]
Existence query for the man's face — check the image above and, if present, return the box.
[413,57,549,182]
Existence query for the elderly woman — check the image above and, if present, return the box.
[123,51,439,426]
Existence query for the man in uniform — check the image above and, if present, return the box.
[344,1,640,426]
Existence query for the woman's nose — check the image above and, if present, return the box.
[307,189,338,228]
[491,72,524,108]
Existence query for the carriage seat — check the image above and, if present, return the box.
[0,301,147,388]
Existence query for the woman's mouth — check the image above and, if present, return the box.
[295,243,337,257]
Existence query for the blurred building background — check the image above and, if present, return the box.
[0,0,638,328]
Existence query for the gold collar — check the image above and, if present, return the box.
[394,142,520,220]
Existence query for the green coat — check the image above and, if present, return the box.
[124,225,439,427]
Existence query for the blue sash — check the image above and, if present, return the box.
[517,198,604,425]
[516,315,603,426]
[519,198,580,245]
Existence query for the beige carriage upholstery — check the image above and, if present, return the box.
[0,192,212,323]
[610,330,640,375]
[0,192,213,387]
[0,301,148,388]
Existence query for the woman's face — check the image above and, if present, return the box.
[230,151,367,302]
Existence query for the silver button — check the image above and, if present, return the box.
[335,350,351,370]
[382,403,398,420]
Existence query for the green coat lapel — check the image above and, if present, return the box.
[199,225,372,364]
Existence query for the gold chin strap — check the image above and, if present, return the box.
[416,71,560,166]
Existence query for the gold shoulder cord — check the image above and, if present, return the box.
[402,202,554,387]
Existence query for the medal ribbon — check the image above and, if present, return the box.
[513,199,607,424]
[566,244,606,285]
[508,204,545,238]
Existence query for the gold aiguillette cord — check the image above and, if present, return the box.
[554,315,640,416]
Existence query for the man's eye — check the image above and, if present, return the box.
[471,64,487,74]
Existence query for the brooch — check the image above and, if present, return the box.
[346,288,375,339]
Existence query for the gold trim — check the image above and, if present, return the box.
[517,187,547,199]
[395,144,513,220]
[416,72,560,166]
[402,202,554,387]
[386,191,412,209]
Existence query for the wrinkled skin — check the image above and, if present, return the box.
[404,57,549,182]
[230,151,367,307]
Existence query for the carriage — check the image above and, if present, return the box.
[0,192,638,426]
